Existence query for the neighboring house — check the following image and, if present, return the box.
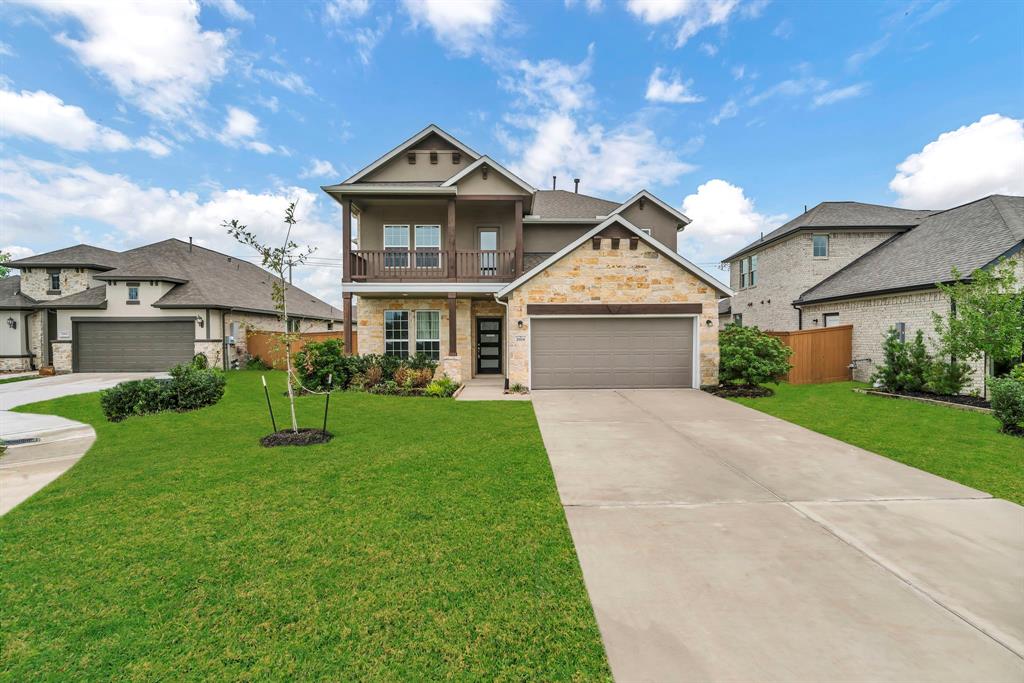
[794,195,1024,391]
[3,240,342,373]
[718,298,732,326]
[724,202,933,330]
[324,124,731,389]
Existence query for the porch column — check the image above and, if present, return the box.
[343,293,353,355]
[342,199,352,284]
[514,198,523,275]
[448,292,457,356]
[447,198,457,279]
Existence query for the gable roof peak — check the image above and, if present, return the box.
[340,123,481,185]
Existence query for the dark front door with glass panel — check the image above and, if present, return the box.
[476,318,502,374]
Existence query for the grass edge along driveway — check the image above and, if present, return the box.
[731,381,1023,506]
[1,371,611,681]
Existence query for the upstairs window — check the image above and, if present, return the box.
[812,234,829,258]
[127,282,140,304]
[749,254,758,286]
[414,225,441,268]
[384,311,409,357]
[384,224,410,268]
[740,258,749,288]
[48,270,61,291]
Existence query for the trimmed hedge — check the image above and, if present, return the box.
[101,362,226,422]
[989,377,1024,435]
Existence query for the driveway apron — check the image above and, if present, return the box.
[532,389,1024,683]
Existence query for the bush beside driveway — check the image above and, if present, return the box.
[1,371,610,681]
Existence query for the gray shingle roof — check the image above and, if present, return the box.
[46,285,108,309]
[798,195,1024,304]
[530,190,620,220]
[7,245,122,270]
[718,298,731,315]
[0,276,37,309]
[724,201,935,262]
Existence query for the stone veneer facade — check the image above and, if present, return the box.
[729,231,899,331]
[505,237,721,388]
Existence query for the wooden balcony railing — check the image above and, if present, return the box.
[349,250,517,281]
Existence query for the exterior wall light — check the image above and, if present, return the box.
[6,317,15,329]
[705,319,713,327]
[517,320,525,329]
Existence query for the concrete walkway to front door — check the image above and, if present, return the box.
[532,389,1024,683]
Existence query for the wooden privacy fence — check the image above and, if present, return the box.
[246,330,357,369]
[766,325,852,385]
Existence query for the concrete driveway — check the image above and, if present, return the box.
[1,373,158,515]
[533,389,1024,683]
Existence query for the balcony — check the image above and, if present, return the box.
[349,249,517,282]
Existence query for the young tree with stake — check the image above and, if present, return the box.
[224,202,314,433]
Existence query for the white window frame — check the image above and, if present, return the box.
[823,312,839,328]
[414,224,441,269]
[749,254,758,287]
[740,258,749,288]
[384,310,410,357]
[639,228,652,236]
[127,282,140,302]
[384,224,410,268]
[415,310,441,360]
[812,234,829,258]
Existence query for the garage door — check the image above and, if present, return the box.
[74,320,195,372]
[531,317,694,389]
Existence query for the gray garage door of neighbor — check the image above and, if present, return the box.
[531,317,695,389]
[73,319,196,372]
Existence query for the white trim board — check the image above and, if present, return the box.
[339,124,482,185]
[441,155,537,194]
[496,214,733,299]
[609,190,692,228]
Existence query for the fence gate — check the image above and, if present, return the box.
[765,325,852,385]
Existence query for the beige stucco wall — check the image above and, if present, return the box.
[356,200,519,252]
[0,309,31,357]
[362,135,464,183]
[453,166,530,197]
[729,231,899,331]
[799,289,986,394]
[505,238,721,388]
[617,202,682,252]
[522,223,595,253]
[55,281,206,339]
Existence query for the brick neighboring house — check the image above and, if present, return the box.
[2,240,342,373]
[326,124,732,390]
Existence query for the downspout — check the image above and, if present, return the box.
[492,293,510,391]
[792,302,803,330]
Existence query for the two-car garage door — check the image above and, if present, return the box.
[531,317,695,389]
[74,320,195,372]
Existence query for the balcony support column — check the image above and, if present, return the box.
[514,198,523,275]
[447,198,457,279]
[447,292,458,357]
[342,199,352,284]
[343,293,354,355]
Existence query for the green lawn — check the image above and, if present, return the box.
[1,371,609,681]
[0,374,37,385]
[731,381,1024,505]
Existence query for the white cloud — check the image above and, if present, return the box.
[205,0,253,21]
[504,112,696,197]
[349,17,391,65]
[645,67,704,104]
[678,178,787,266]
[889,114,1024,209]
[1,245,35,260]
[565,0,603,12]
[772,18,793,39]
[698,42,718,56]
[748,75,828,106]
[402,0,503,56]
[731,64,746,80]
[812,83,868,108]
[0,88,170,156]
[325,0,371,23]
[0,41,13,56]
[626,0,742,47]
[301,159,340,179]
[711,99,739,124]
[0,157,342,304]
[253,68,314,96]
[846,34,889,72]
[218,106,274,154]
[504,48,594,112]
[15,0,229,120]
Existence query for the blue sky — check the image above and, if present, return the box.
[2,0,1022,298]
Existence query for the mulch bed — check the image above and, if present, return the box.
[705,385,774,398]
[260,428,333,447]
[879,389,991,409]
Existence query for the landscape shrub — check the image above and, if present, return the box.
[294,338,347,391]
[903,330,930,392]
[1010,363,1024,383]
[872,328,910,390]
[101,364,226,422]
[718,325,792,387]
[424,374,460,397]
[245,355,270,371]
[874,327,975,396]
[926,359,973,396]
[191,353,209,369]
[988,377,1024,435]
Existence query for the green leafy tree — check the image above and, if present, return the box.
[0,251,11,278]
[871,328,911,390]
[933,257,1024,372]
[719,324,793,387]
[224,202,315,433]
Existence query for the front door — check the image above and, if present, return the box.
[476,317,502,374]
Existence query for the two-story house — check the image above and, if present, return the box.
[723,202,933,331]
[324,125,732,390]
[2,240,341,373]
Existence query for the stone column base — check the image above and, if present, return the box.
[0,357,33,372]
[51,341,73,374]
[438,356,462,384]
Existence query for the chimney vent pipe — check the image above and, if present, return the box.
[189,236,193,252]
[574,178,580,193]
[552,175,557,190]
